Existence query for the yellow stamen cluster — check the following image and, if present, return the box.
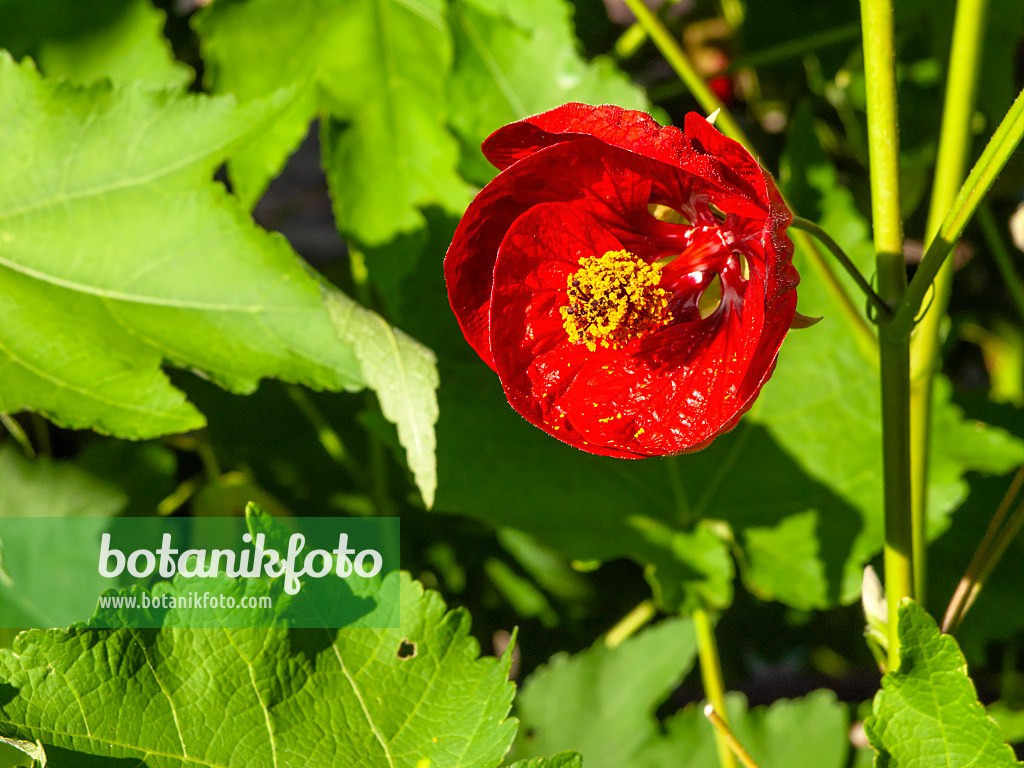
[561,250,673,351]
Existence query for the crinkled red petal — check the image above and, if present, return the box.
[490,201,795,457]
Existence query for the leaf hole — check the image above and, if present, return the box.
[647,203,691,226]
[397,639,417,659]
[698,274,723,319]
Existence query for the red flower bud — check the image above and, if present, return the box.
[445,104,798,457]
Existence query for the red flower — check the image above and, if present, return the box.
[445,104,798,458]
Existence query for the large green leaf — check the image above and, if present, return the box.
[0,0,190,88]
[194,0,472,245]
[0,573,517,767]
[865,600,1019,768]
[0,54,375,437]
[194,0,650,246]
[512,617,697,766]
[634,691,849,768]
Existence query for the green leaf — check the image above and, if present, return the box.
[512,617,697,766]
[0,445,125,629]
[864,600,1019,768]
[194,0,472,245]
[0,54,370,438]
[447,0,649,184]
[0,0,190,88]
[326,288,440,508]
[0,573,517,767]
[635,691,849,768]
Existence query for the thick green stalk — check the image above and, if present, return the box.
[908,0,989,606]
[860,0,913,669]
[892,85,1024,334]
[693,608,736,768]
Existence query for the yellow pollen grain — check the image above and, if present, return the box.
[561,250,673,351]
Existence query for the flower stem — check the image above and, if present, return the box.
[789,217,891,317]
[860,0,914,669]
[704,704,763,768]
[618,0,751,148]
[605,600,656,648]
[907,0,991,608]
[693,607,736,768]
[891,84,1024,337]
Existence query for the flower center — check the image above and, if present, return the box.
[560,249,673,351]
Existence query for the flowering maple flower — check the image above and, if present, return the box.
[445,103,799,458]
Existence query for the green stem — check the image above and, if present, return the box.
[619,0,751,148]
[0,414,34,459]
[979,202,1024,326]
[693,608,736,768]
[789,217,891,317]
[908,0,990,608]
[605,600,656,648]
[892,85,1024,336]
[861,0,913,669]
[613,0,684,60]
[704,704,762,768]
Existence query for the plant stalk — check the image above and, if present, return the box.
[908,0,990,607]
[704,704,763,768]
[860,0,914,669]
[605,600,656,648]
[693,608,736,768]
[0,414,34,459]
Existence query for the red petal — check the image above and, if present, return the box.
[489,201,796,457]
